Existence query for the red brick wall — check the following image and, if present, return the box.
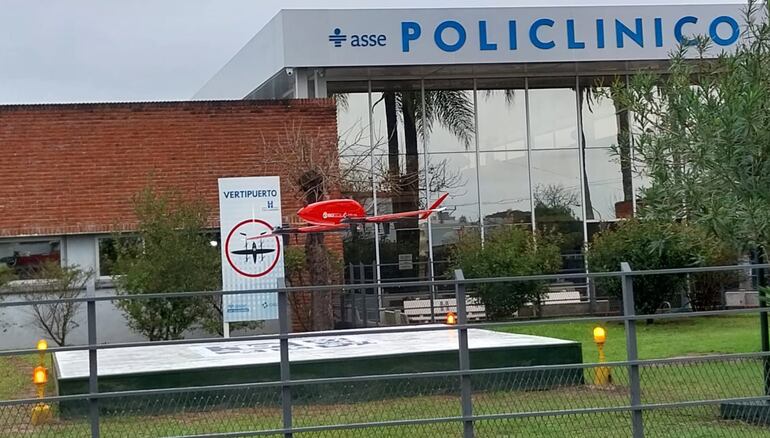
[0,99,340,237]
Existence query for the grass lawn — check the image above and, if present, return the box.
[1,315,768,437]
[495,314,763,362]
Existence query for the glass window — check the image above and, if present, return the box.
[579,86,621,149]
[531,149,584,253]
[337,92,376,157]
[478,151,532,230]
[423,80,475,153]
[427,153,479,225]
[477,86,527,151]
[529,88,579,150]
[584,148,625,221]
[0,239,61,279]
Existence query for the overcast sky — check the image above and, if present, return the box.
[0,0,744,104]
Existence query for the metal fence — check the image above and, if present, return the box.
[1,263,770,437]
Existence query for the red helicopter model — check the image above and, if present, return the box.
[248,193,449,239]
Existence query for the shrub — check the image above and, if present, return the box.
[587,220,736,315]
[451,227,562,320]
[16,262,93,346]
[113,187,221,341]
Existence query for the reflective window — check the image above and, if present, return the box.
[531,149,583,252]
[0,239,61,279]
[337,93,376,157]
[477,87,527,151]
[423,80,475,153]
[584,148,625,221]
[427,153,479,225]
[529,88,579,150]
[478,151,532,230]
[579,86,621,149]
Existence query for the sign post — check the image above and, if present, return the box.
[218,177,285,337]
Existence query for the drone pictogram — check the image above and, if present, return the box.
[224,219,280,278]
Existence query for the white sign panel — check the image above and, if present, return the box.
[281,5,750,67]
[218,177,284,322]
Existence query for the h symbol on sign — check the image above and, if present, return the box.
[267,201,274,209]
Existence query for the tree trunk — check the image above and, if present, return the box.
[578,90,595,221]
[385,92,400,189]
[306,233,333,331]
[397,92,421,260]
[612,88,634,202]
[301,170,334,331]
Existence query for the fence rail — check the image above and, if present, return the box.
[1,263,769,437]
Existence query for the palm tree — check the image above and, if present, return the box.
[376,89,475,262]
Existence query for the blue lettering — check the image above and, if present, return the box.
[479,21,498,51]
[377,34,387,46]
[654,18,664,47]
[596,19,606,49]
[675,16,698,46]
[710,15,739,46]
[530,18,556,50]
[509,20,518,50]
[567,19,585,49]
[434,20,467,52]
[401,21,421,52]
[616,18,644,48]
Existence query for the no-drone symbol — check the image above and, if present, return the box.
[224,218,281,278]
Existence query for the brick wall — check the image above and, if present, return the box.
[0,99,340,237]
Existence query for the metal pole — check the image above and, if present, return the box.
[368,81,383,311]
[278,278,292,438]
[757,251,769,398]
[455,269,474,438]
[361,262,368,328]
[348,263,355,325]
[621,262,644,438]
[86,282,100,438]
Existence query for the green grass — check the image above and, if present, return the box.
[495,314,762,362]
[1,315,768,437]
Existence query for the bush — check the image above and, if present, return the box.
[587,220,736,315]
[451,227,562,320]
[113,187,221,341]
[17,262,93,346]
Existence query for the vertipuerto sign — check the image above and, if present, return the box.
[218,176,284,324]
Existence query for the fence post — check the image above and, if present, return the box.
[360,263,368,328]
[454,269,474,438]
[277,278,292,438]
[86,282,100,438]
[756,255,770,397]
[621,262,644,438]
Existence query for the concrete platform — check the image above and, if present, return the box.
[54,326,583,415]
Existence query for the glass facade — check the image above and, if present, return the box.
[332,75,638,280]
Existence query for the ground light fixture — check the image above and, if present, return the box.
[593,326,612,386]
[30,339,52,425]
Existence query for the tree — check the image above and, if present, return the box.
[452,227,562,319]
[17,262,93,346]
[262,124,345,331]
[113,187,221,341]
[609,1,770,258]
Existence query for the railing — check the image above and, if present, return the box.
[0,263,769,437]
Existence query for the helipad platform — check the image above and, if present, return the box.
[54,326,582,414]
